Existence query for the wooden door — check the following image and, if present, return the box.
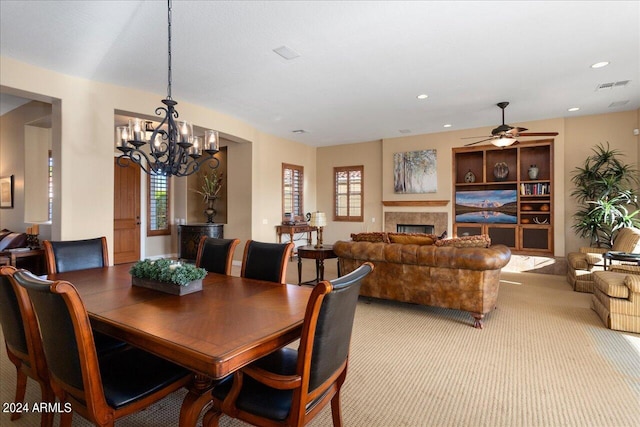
[114,159,140,264]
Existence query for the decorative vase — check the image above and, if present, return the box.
[493,162,509,181]
[464,169,476,183]
[528,164,539,180]
[204,197,217,223]
[132,277,203,296]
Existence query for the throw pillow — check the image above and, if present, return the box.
[350,232,390,243]
[388,233,435,245]
[435,235,491,248]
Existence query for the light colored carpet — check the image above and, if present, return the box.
[2,260,639,426]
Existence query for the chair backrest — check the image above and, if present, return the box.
[297,262,373,394]
[241,240,294,284]
[0,266,29,358]
[43,237,109,274]
[12,270,101,403]
[195,237,240,275]
[612,227,640,253]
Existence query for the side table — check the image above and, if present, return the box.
[604,251,640,270]
[297,245,339,285]
[178,224,224,262]
[0,248,46,275]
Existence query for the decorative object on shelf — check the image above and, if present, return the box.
[528,164,539,180]
[540,204,550,211]
[193,171,223,223]
[115,0,219,177]
[521,218,531,224]
[533,217,549,224]
[521,204,533,211]
[309,211,327,248]
[129,258,207,295]
[464,169,476,183]
[493,162,509,181]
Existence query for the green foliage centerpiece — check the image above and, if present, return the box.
[130,259,207,295]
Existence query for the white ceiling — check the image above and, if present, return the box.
[1,0,638,146]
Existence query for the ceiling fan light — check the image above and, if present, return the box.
[492,137,517,147]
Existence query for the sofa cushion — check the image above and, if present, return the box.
[350,232,390,243]
[388,233,435,245]
[0,232,28,251]
[435,235,491,248]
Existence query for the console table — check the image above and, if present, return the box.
[178,224,224,262]
[276,224,317,258]
[0,248,45,275]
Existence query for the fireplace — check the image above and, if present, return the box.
[385,212,447,236]
[397,224,434,234]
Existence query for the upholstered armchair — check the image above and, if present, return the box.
[566,227,640,293]
[592,265,640,334]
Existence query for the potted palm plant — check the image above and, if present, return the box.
[571,142,640,248]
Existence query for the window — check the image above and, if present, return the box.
[282,163,304,222]
[334,166,363,222]
[148,173,170,236]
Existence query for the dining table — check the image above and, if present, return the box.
[47,263,313,427]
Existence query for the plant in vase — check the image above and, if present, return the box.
[193,171,223,223]
[130,259,207,295]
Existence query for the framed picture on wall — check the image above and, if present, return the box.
[0,175,14,208]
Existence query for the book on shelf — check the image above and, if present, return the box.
[520,183,550,196]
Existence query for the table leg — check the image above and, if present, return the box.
[318,258,325,281]
[179,374,214,427]
[298,255,303,285]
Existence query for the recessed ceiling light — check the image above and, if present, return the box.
[568,107,580,112]
[443,124,452,128]
[398,129,412,134]
[273,45,300,60]
[591,61,610,69]
[416,94,428,100]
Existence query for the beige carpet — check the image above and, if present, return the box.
[2,260,639,426]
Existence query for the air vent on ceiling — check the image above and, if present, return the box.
[292,129,307,134]
[398,129,412,134]
[609,100,629,108]
[273,45,300,60]
[596,80,631,91]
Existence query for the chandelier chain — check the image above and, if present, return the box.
[167,0,172,100]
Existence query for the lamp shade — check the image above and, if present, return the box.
[492,137,517,147]
[309,212,327,227]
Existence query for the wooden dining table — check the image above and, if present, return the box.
[47,263,313,427]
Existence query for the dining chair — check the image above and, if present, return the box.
[11,269,193,427]
[204,262,374,427]
[43,236,109,274]
[0,266,54,427]
[241,240,295,284]
[43,236,126,354]
[195,237,240,275]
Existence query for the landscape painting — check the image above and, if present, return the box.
[393,149,437,193]
[455,189,517,223]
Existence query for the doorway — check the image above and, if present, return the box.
[113,158,140,264]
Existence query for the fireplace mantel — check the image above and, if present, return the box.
[382,200,449,207]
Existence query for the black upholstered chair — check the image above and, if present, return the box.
[43,236,126,354]
[195,237,240,275]
[11,269,192,427]
[0,266,54,427]
[240,240,295,284]
[204,262,374,427]
[43,236,109,274]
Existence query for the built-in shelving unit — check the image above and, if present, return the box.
[452,139,554,254]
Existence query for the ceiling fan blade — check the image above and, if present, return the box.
[461,135,492,139]
[517,132,559,137]
[464,137,494,146]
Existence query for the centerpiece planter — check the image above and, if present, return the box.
[130,259,207,296]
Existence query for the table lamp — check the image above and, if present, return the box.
[309,211,327,248]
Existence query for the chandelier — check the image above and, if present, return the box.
[115,0,219,177]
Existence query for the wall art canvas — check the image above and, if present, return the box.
[0,175,14,208]
[455,189,517,223]
[393,149,437,193]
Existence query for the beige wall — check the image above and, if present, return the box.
[1,56,314,262]
[317,140,383,245]
[318,112,639,256]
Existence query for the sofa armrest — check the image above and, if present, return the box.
[579,247,608,255]
[624,274,640,295]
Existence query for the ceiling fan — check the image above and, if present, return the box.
[463,102,558,147]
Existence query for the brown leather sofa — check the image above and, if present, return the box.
[333,235,511,328]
